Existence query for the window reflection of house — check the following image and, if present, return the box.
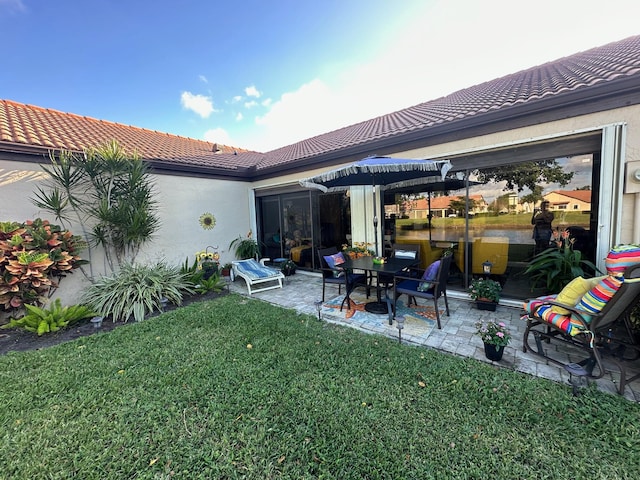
[544,190,591,213]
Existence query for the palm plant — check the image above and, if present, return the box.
[31,140,160,278]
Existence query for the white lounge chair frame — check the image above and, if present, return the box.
[232,258,284,295]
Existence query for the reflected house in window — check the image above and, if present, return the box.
[543,190,592,213]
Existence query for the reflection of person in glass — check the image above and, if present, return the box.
[531,201,554,254]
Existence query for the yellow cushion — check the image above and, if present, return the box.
[552,276,602,314]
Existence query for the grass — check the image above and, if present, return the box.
[1,294,640,479]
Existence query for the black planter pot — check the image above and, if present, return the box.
[476,300,497,311]
[282,267,296,277]
[483,343,504,361]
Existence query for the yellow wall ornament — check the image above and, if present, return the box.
[199,212,216,230]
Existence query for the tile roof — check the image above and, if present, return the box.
[0,100,253,172]
[2,35,640,179]
[551,189,592,203]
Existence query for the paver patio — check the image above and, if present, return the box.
[229,270,640,402]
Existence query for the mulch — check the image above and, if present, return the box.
[0,290,227,356]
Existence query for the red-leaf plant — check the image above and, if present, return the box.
[0,219,88,311]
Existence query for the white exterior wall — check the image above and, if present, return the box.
[0,159,251,305]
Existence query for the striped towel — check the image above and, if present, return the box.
[234,260,281,280]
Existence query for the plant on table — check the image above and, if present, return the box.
[475,320,511,347]
[342,242,375,259]
[523,227,599,293]
[468,277,502,303]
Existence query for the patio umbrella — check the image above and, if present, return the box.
[300,156,452,255]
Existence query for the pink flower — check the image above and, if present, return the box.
[496,332,504,338]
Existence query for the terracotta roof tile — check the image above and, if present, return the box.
[2,35,640,177]
[0,100,252,171]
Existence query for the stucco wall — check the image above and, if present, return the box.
[0,158,251,306]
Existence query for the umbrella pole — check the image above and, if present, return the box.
[373,185,379,257]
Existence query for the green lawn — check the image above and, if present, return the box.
[1,294,639,479]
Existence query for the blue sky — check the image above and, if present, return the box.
[2,0,639,152]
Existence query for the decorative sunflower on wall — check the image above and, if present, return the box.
[199,213,216,230]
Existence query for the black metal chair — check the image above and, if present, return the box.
[376,243,421,292]
[317,247,368,301]
[393,253,452,329]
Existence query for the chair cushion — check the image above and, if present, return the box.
[324,252,346,278]
[417,260,440,292]
[551,276,601,314]
[575,275,623,314]
[523,295,588,336]
[395,249,417,260]
[234,260,281,280]
[605,245,640,277]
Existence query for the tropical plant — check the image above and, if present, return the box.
[81,261,194,322]
[341,242,375,258]
[0,219,88,310]
[468,277,502,303]
[1,298,97,335]
[523,227,599,293]
[31,140,160,278]
[475,320,511,347]
[230,231,261,259]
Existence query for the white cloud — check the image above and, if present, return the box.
[235,112,243,121]
[220,0,640,152]
[180,92,215,118]
[198,75,208,84]
[245,85,261,98]
[261,98,272,107]
[203,127,233,145]
[244,100,258,109]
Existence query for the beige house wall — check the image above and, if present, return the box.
[0,158,250,305]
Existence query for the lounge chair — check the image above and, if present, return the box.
[232,258,284,295]
[522,251,640,395]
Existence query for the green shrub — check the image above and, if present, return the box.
[81,261,195,322]
[0,298,97,335]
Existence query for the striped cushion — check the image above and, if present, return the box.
[575,275,623,314]
[605,245,640,277]
[522,295,588,335]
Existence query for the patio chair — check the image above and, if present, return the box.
[317,247,368,301]
[522,259,640,395]
[232,258,284,295]
[376,243,421,292]
[393,252,452,329]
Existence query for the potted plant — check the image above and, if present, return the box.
[221,263,233,277]
[475,320,511,361]
[195,247,220,280]
[523,228,599,294]
[341,242,375,259]
[280,259,297,276]
[229,231,261,260]
[468,277,502,311]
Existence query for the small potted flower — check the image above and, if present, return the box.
[221,263,233,277]
[280,259,297,276]
[468,278,502,311]
[475,320,511,361]
[196,247,220,280]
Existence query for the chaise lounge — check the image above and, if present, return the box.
[232,259,285,295]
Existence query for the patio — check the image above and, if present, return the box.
[229,270,640,402]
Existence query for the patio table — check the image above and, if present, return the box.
[341,256,418,321]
